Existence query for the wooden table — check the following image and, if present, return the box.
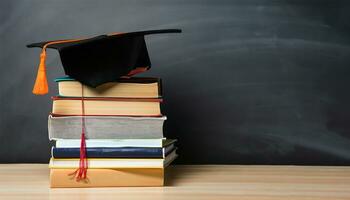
[0,164,350,200]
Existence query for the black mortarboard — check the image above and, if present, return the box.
[27,29,181,95]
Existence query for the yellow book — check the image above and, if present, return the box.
[50,168,164,188]
[52,97,162,116]
[56,77,161,98]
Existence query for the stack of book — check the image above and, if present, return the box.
[48,77,177,187]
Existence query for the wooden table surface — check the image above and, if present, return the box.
[0,164,350,200]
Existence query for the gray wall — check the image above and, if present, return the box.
[1,0,350,165]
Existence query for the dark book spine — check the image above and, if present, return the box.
[52,147,163,158]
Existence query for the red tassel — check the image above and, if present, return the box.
[77,132,87,180]
[69,85,88,181]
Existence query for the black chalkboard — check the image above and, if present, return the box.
[1,0,350,165]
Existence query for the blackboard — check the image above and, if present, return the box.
[1,0,350,165]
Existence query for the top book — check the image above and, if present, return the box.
[56,77,162,98]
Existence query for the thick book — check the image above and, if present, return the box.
[56,77,162,98]
[52,144,176,158]
[48,115,166,140]
[50,168,164,188]
[52,97,162,116]
[49,150,177,169]
[55,139,176,148]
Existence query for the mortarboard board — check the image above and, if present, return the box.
[27,29,181,95]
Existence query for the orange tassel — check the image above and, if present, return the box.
[32,50,48,95]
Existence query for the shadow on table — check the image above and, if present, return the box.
[164,165,200,186]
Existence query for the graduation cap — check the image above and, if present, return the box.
[27,29,181,95]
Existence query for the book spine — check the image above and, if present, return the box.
[52,147,163,158]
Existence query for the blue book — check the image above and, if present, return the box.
[52,143,175,158]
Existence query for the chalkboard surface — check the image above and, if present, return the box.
[1,0,350,165]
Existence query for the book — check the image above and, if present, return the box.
[52,144,175,158]
[52,97,162,116]
[56,77,162,98]
[48,115,166,139]
[50,168,164,188]
[49,150,177,169]
[55,139,176,148]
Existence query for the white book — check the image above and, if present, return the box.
[55,138,176,148]
[48,115,166,140]
[49,150,177,169]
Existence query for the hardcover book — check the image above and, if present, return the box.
[52,97,162,116]
[49,150,177,169]
[56,77,162,98]
[55,139,176,148]
[52,144,175,158]
[50,168,164,188]
[48,115,166,139]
